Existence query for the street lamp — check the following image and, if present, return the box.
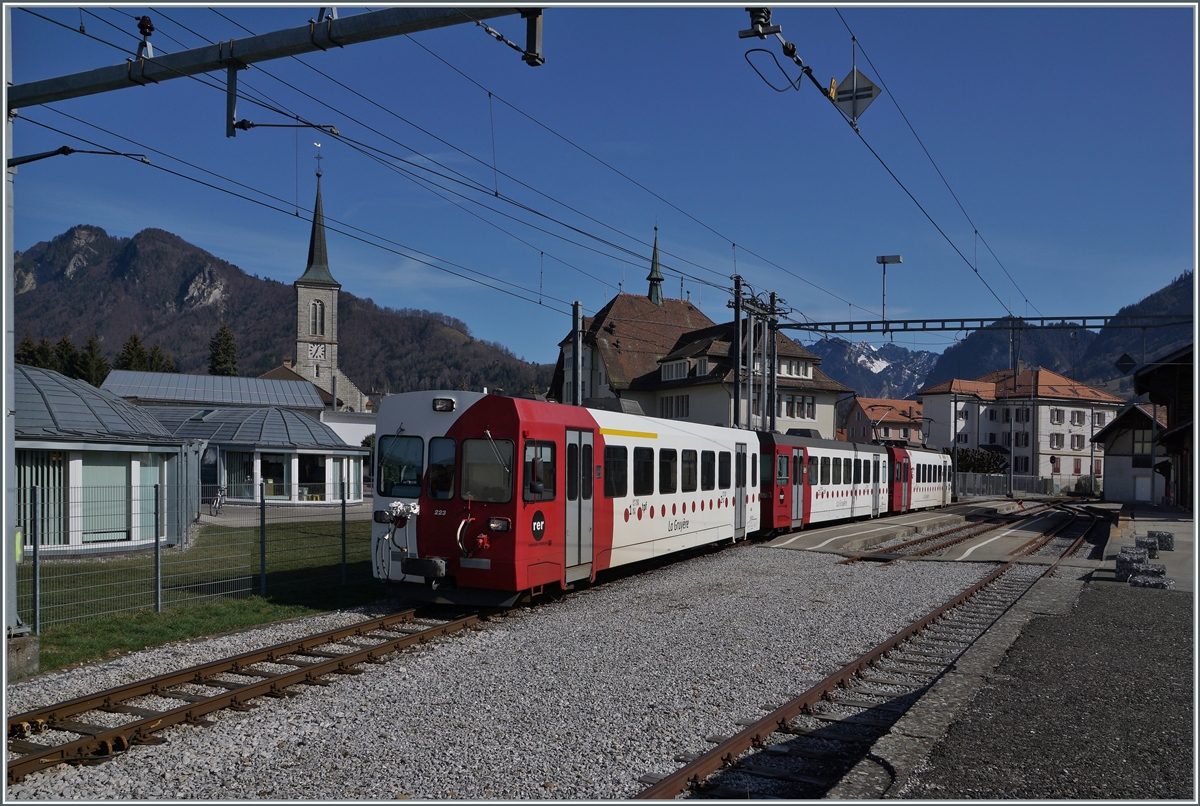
[875,255,902,333]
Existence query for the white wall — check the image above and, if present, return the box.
[320,411,376,448]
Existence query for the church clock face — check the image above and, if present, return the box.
[308,342,327,360]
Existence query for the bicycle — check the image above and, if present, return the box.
[210,486,226,517]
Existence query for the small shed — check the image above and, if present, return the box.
[15,365,200,553]
[1091,401,1169,503]
[144,406,369,503]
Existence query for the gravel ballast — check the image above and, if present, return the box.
[7,545,990,800]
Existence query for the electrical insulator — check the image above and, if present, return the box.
[137,15,154,37]
[748,8,772,29]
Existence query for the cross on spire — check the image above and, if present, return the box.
[314,142,323,177]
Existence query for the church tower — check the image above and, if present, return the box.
[292,161,366,412]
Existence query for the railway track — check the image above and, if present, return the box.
[838,501,1059,566]
[6,608,481,784]
[635,506,1098,800]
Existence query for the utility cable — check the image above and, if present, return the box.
[832,8,1040,316]
[20,113,576,317]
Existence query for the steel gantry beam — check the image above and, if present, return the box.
[8,7,533,110]
[779,314,1193,336]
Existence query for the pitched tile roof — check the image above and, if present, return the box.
[852,396,923,425]
[919,367,1121,403]
[553,293,851,396]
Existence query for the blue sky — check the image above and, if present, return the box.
[7,5,1196,365]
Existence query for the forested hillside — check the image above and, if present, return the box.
[14,225,553,394]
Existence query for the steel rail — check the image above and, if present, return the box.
[838,503,1054,565]
[635,509,1080,799]
[7,610,480,783]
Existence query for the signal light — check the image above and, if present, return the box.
[432,398,455,412]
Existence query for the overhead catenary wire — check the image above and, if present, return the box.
[18,113,578,317]
[831,8,1040,316]
[199,7,733,297]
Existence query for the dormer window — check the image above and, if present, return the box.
[661,360,688,381]
[696,358,709,377]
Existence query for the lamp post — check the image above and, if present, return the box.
[875,255,903,333]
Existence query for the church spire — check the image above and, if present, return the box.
[646,226,663,306]
[297,146,339,287]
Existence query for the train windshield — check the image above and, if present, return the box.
[377,435,423,499]
[462,439,514,503]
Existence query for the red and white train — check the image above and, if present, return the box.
[372,391,951,606]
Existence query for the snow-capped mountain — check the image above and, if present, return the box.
[805,336,939,399]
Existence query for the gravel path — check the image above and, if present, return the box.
[7,544,990,800]
[899,583,1194,800]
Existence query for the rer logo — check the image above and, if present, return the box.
[531,510,546,541]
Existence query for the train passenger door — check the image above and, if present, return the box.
[792,448,805,523]
[901,457,910,512]
[564,429,594,581]
[871,455,881,517]
[734,443,747,538]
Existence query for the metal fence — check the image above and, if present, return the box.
[954,473,1104,498]
[15,482,374,632]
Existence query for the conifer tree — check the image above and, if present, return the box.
[115,332,149,372]
[15,334,37,366]
[208,323,238,376]
[147,343,179,373]
[33,337,56,371]
[54,334,80,379]
[78,333,111,387]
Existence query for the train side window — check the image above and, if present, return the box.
[633,447,655,496]
[853,459,862,485]
[809,455,819,483]
[777,455,789,485]
[760,453,771,488]
[718,452,732,490]
[581,443,593,500]
[604,446,628,498]
[701,451,716,491]
[751,454,757,487]
[567,442,579,501]
[820,456,830,485]
[523,440,556,502]
[377,435,423,498]
[843,458,852,484]
[659,449,678,494]
[428,437,456,500]
[461,438,513,503]
[895,462,902,483]
[682,450,698,493]
[832,457,842,485]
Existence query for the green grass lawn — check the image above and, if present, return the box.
[15,518,392,673]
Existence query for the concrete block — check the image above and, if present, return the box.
[6,634,40,680]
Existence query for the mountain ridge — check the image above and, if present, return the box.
[14,225,554,396]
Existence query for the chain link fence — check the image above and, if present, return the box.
[15,482,374,631]
[954,473,1104,498]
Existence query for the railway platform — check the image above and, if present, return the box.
[766,499,1027,557]
[1088,501,1194,592]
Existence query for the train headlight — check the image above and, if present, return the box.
[488,517,511,532]
[432,398,455,412]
